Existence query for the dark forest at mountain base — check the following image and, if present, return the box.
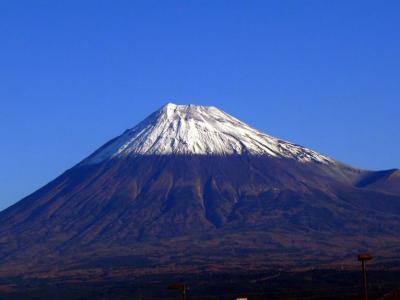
[1,270,400,300]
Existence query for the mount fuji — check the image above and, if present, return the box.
[0,103,399,278]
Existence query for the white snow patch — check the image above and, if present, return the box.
[82,103,335,165]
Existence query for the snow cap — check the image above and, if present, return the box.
[82,103,334,165]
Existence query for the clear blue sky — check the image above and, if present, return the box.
[1,1,399,211]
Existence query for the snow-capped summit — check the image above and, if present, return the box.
[83,103,334,164]
[3,102,400,279]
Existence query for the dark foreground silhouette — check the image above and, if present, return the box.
[0,269,400,300]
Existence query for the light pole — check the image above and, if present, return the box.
[357,253,373,300]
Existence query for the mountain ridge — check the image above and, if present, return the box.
[0,103,399,279]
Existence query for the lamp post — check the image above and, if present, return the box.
[357,253,373,300]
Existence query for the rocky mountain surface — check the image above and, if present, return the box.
[0,103,399,278]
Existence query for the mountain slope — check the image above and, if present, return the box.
[0,103,399,277]
[356,169,400,195]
